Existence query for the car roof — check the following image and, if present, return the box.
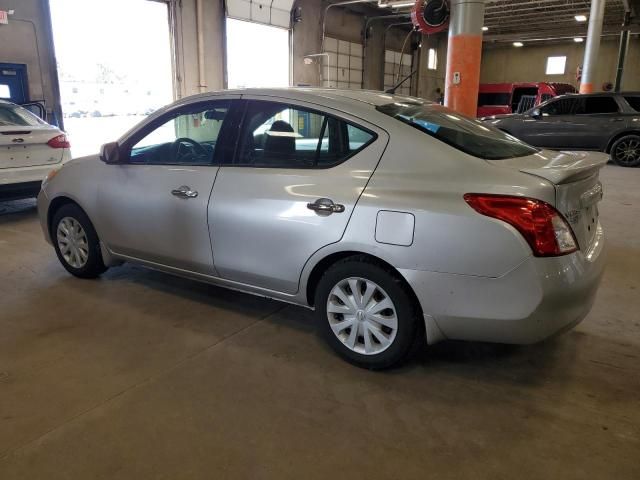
[179,87,427,108]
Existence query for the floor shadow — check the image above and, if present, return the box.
[0,199,38,224]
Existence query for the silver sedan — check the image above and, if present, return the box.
[37,89,607,369]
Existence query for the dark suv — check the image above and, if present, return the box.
[481,92,640,167]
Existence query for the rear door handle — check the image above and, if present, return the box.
[171,186,198,198]
[307,198,345,215]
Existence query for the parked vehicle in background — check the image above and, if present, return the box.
[38,89,606,369]
[0,99,71,201]
[482,92,640,167]
[477,82,576,117]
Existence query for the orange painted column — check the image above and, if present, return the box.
[444,0,485,117]
[579,0,605,94]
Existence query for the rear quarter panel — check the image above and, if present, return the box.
[303,113,556,282]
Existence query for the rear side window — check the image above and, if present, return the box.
[234,101,375,168]
[583,96,619,114]
[478,92,511,106]
[0,103,47,127]
[623,96,640,112]
[377,102,538,160]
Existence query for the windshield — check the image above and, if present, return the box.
[377,102,538,160]
[0,103,47,127]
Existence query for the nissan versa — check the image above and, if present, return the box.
[37,89,606,369]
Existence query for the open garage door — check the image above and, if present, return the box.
[225,1,294,89]
[225,0,295,28]
[49,0,174,158]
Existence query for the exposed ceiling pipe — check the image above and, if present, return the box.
[484,31,640,43]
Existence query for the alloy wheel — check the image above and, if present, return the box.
[56,217,89,269]
[614,138,640,166]
[326,277,398,355]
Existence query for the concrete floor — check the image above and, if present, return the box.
[0,165,638,479]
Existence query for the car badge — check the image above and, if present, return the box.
[565,209,581,224]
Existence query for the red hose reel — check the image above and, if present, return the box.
[411,0,450,34]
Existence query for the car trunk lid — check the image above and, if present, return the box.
[0,125,65,169]
[489,149,608,250]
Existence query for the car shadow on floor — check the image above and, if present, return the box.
[96,262,572,386]
[0,199,38,223]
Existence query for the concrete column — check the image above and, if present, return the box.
[444,0,485,116]
[579,0,606,94]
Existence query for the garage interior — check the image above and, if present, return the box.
[1,0,640,478]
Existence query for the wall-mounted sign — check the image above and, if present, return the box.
[0,11,8,24]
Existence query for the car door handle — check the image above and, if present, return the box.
[307,198,345,214]
[610,118,624,122]
[171,186,198,198]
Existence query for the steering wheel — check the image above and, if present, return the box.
[171,137,207,162]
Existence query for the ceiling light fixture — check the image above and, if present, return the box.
[575,14,587,22]
[513,41,523,47]
[482,26,489,31]
[574,37,584,42]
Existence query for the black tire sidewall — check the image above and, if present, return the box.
[51,204,106,278]
[315,259,420,369]
[611,135,640,167]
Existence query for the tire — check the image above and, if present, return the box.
[314,256,422,370]
[51,203,108,278]
[610,134,640,167]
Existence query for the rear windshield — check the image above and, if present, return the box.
[377,102,538,160]
[0,103,46,127]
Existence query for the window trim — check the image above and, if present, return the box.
[224,99,378,170]
[119,98,237,167]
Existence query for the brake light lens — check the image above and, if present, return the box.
[464,193,578,257]
[47,134,70,149]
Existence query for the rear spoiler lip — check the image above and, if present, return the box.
[489,150,609,185]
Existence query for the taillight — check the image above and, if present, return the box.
[47,134,70,149]
[464,193,578,257]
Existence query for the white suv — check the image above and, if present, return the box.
[0,100,71,201]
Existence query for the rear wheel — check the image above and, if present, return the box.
[315,256,422,369]
[611,134,640,167]
[51,204,107,278]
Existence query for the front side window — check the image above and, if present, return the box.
[377,102,538,160]
[0,102,47,127]
[129,101,230,165]
[540,98,578,116]
[234,101,374,168]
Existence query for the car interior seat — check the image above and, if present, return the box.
[262,120,296,164]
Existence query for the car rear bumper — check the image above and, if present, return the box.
[401,222,606,345]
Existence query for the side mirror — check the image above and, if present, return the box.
[99,142,123,164]
[530,108,542,119]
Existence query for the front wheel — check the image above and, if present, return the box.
[610,134,640,167]
[51,203,108,278]
[315,256,422,369]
